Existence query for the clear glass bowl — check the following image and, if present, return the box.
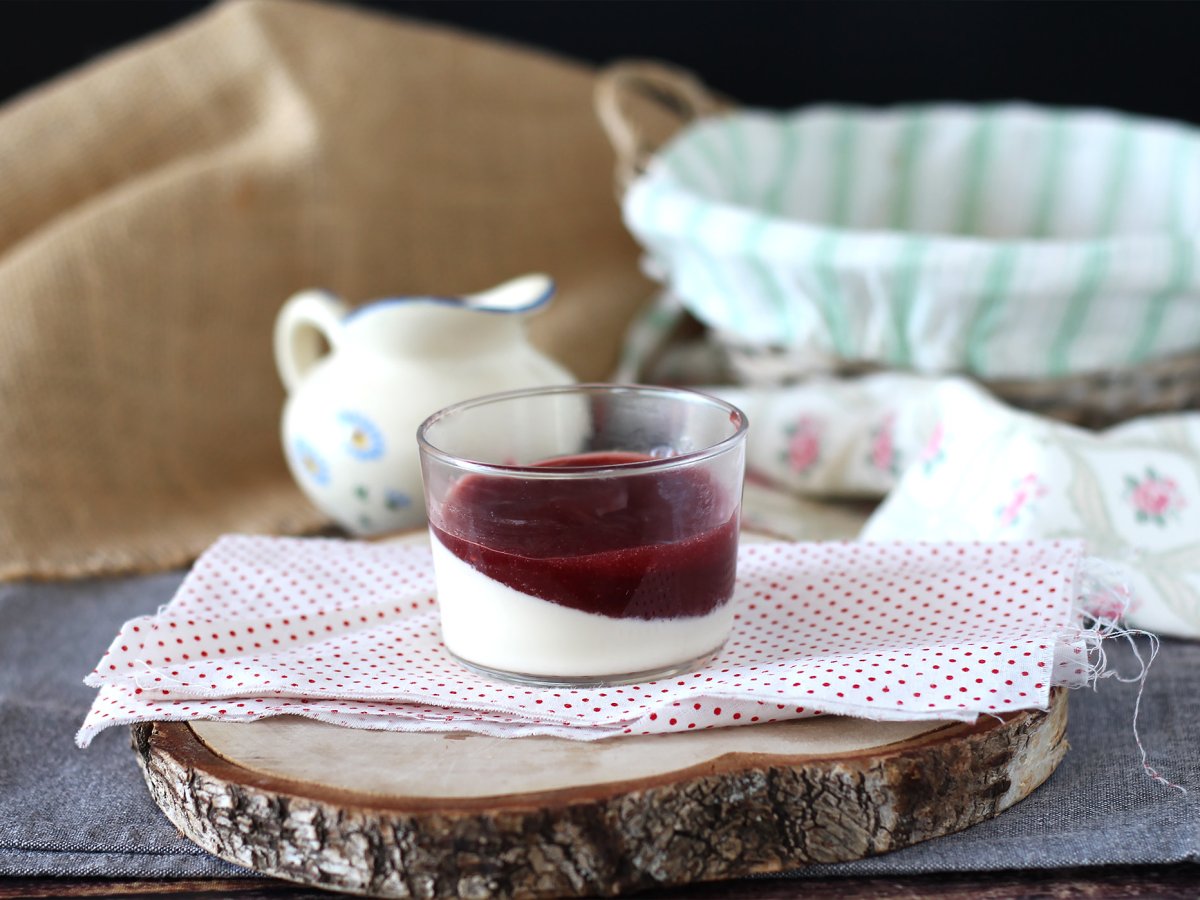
[418,384,748,686]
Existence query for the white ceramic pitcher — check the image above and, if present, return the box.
[274,274,574,534]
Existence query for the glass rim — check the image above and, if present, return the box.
[416,383,749,479]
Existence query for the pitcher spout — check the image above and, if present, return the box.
[341,274,556,358]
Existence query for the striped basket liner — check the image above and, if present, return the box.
[613,91,1200,386]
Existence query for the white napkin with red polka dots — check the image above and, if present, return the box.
[78,534,1098,746]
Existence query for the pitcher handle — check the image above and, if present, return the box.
[274,289,348,393]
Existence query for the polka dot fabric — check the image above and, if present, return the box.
[78,535,1091,746]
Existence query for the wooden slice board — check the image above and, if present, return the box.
[132,689,1067,898]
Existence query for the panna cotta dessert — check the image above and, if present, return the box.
[429,452,739,681]
[418,384,748,686]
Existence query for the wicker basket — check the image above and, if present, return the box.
[596,61,1200,428]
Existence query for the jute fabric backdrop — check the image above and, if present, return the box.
[0,0,648,580]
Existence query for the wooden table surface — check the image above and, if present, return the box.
[2,867,1199,899]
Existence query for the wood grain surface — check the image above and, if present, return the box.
[130,691,1068,898]
[189,711,944,802]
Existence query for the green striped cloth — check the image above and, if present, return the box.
[623,103,1200,379]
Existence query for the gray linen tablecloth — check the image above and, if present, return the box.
[1,571,1197,880]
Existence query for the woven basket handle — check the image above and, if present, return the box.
[595,60,727,195]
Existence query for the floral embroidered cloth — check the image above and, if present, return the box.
[713,377,1200,640]
[713,375,944,499]
[863,381,1200,639]
[79,534,1093,746]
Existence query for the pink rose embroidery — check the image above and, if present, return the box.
[920,421,946,474]
[868,413,899,475]
[996,473,1049,527]
[782,417,820,474]
[1125,468,1186,525]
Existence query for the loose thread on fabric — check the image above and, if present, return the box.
[1075,557,1186,795]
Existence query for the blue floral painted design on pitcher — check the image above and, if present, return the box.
[292,438,331,486]
[339,411,385,461]
[384,489,412,512]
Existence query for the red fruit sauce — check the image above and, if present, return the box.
[430,452,739,620]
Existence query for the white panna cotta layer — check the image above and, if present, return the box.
[429,534,735,678]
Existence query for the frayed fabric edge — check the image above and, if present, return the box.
[1070,556,1186,795]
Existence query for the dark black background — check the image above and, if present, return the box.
[2,1,1200,124]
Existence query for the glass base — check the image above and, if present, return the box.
[446,645,725,689]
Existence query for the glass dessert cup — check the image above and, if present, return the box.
[417,384,748,687]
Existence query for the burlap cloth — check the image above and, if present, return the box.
[0,0,649,581]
